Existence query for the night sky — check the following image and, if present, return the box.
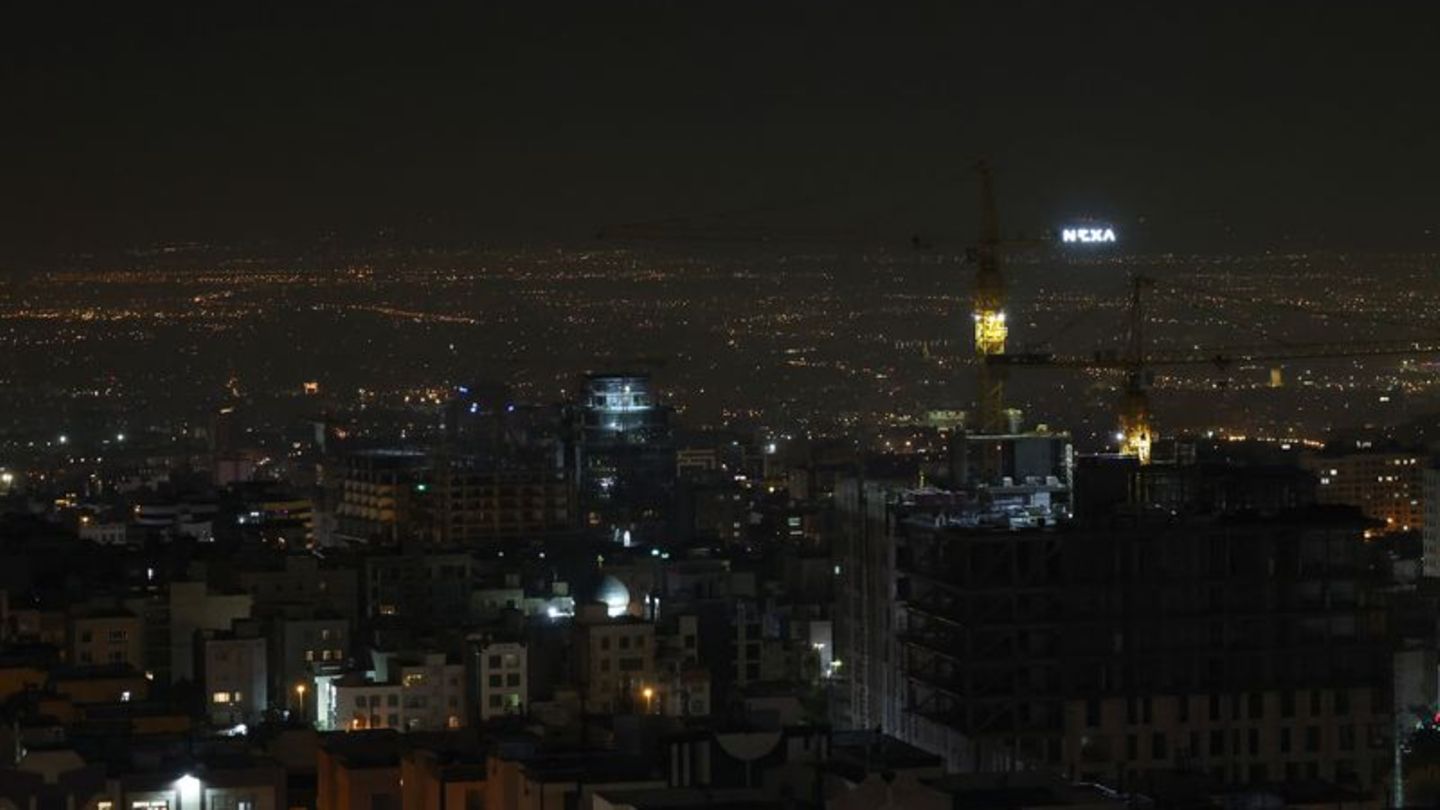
[2,2,1437,260]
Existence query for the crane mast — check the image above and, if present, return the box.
[971,161,1009,433]
[1118,276,1156,464]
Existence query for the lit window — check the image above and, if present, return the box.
[212,691,231,703]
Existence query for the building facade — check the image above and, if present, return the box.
[202,632,268,727]
[474,638,528,721]
[1308,450,1425,534]
[574,605,657,714]
[68,609,143,669]
[835,480,1400,793]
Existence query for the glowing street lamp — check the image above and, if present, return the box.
[642,686,655,714]
[295,682,307,715]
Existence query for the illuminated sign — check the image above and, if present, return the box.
[1061,227,1116,244]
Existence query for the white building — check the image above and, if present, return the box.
[475,639,527,721]
[319,651,466,732]
[326,674,404,731]
[133,499,219,542]
[387,652,466,731]
[78,519,129,546]
[202,632,268,727]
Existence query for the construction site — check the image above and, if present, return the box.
[830,162,1440,802]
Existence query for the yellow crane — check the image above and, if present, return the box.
[966,161,1051,434]
[969,160,1009,434]
[992,275,1440,463]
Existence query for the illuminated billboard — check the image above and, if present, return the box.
[1060,227,1116,244]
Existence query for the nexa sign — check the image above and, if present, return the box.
[1061,227,1117,244]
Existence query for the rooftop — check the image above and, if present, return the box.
[829,730,942,773]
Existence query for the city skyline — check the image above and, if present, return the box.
[3,5,1440,809]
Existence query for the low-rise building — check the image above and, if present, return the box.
[68,608,143,669]
[326,674,404,731]
[575,602,656,714]
[486,751,665,810]
[320,653,465,732]
[472,636,527,721]
[201,630,268,727]
[318,731,402,810]
[401,747,487,810]
[383,652,466,731]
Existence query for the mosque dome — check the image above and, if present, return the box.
[593,574,631,617]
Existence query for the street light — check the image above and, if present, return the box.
[295,682,307,716]
[642,686,655,714]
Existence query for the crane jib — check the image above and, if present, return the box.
[986,344,1440,368]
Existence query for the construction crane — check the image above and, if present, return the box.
[966,161,1054,435]
[1117,276,1156,463]
[991,274,1440,463]
[969,160,1009,434]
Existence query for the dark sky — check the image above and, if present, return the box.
[1,2,1437,260]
